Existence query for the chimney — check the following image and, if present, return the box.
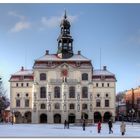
[78,51,81,55]
[46,50,49,55]
[21,66,24,71]
[103,66,107,71]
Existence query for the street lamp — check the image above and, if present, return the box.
[12,110,15,125]
[129,109,135,125]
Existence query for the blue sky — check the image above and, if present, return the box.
[1,4,140,97]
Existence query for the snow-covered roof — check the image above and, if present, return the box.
[5,106,10,111]
[12,69,33,76]
[93,69,115,76]
[35,54,90,62]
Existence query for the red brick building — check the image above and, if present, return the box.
[125,87,140,121]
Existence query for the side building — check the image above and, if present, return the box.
[10,12,116,124]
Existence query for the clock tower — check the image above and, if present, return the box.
[57,11,73,59]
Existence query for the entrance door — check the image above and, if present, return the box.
[54,114,61,123]
[40,114,47,123]
[68,114,75,123]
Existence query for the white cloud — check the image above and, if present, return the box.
[8,11,25,20]
[41,14,78,29]
[10,21,31,32]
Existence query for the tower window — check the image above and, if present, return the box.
[26,93,29,97]
[26,83,29,87]
[106,93,109,97]
[40,73,46,81]
[82,73,88,81]
[16,83,18,87]
[21,83,23,87]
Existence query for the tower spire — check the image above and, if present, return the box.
[57,11,73,59]
[64,10,67,19]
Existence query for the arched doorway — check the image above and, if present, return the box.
[68,113,75,123]
[54,114,61,123]
[81,113,88,120]
[94,112,102,123]
[14,111,22,123]
[40,114,47,123]
[24,111,32,123]
[103,112,112,122]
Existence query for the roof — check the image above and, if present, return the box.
[12,69,33,76]
[5,106,10,111]
[35,54,90,62]
[93,69,115,76]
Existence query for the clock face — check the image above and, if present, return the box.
[61,69,68,77]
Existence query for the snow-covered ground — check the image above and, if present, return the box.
[0,121,140,137]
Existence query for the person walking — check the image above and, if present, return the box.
[64,120,67,129]
[83,120,86,131]
[97,121,101,133]
[120,121,126,136]
[108,119,113,134]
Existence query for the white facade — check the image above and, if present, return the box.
[10,13,116,124]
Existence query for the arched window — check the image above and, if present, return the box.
[69,86,75,98]
[40,87,46,98]
[96,99,101,107]
[40,73,46,81]
[82,87,88,98]
[69,104,75,109]
[82,73,88,81]
[54,87,60,98]
[40,103,46,109]
[82,104,88,110]
[54,103,60,109]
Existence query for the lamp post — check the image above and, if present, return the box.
[129,109,135,125]
[12,110,15,125]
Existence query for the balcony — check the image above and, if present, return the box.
[50,79,78,84]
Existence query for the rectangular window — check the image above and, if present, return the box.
[25,99,29,107]
[16,100,20,107]
[96,100,100,107]
[107,83,109,87]
[102,83,104,87]
[105,100,109,107]
[96,83,98,87]
[21,83,23,87]
[26,83,29,87]
[16,83,18,87]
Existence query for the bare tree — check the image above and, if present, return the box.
[0,77,9,122]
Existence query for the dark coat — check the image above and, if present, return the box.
[108,120,112,128]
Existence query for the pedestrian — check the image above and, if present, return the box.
[108,119,113,134]
[120,121,126,136]
[67,120,69,129]
[97,121,101,133]
[64,120,67,129]
[83,120,86,131]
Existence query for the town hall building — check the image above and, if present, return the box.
[10,12,116,124]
